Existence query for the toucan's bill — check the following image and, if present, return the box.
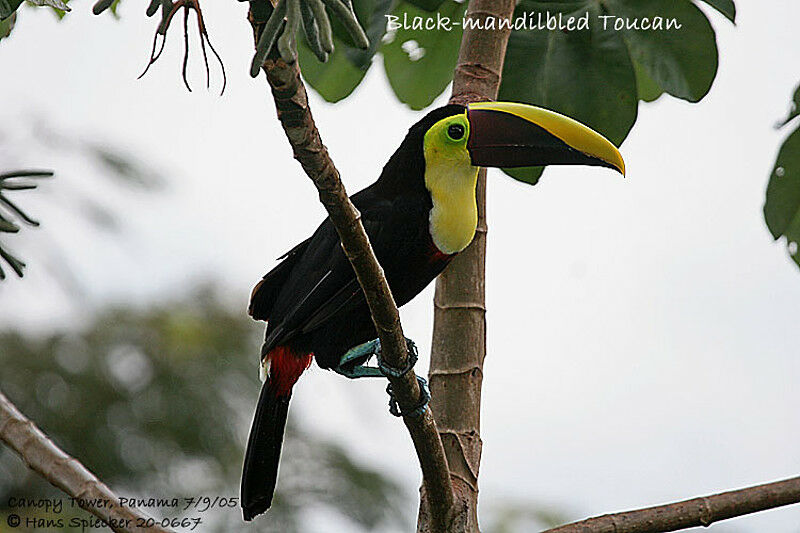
[466,101,626,175]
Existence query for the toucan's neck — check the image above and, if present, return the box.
[368,104,478,255]
[423,145,479,255]
[372,104,468,198]
[372,130,428,198]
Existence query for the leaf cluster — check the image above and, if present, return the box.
[0,170,51,279]
[0,0,72,21]
[250,0,369,74]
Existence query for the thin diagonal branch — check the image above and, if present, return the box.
[247,7,456,533]
[0,390,171,533]
[543,476,800,533]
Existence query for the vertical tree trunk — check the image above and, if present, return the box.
[419,1,516,532]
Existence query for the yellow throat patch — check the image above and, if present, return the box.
[423,113,479,255]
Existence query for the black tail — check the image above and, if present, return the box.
[241,381,291,521]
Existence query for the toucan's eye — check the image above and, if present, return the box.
[447,123,465,141]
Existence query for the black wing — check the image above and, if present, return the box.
[249,238,311,321]
[260,189,432,355]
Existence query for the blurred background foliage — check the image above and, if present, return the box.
[0,117,164,285]
[0,288,409,532]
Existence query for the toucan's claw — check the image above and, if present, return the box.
[333,337,418,380]
[334,337,429,418]
[334,339,382,379]
[387,376,430,418]
[378,338,418,378]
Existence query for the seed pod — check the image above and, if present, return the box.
[146,0,160,17]
[158,0,174,34]
[92,0,115,15]
[300,0,327,62]
[277,0,300,64]
[250,0,288,77]
[307,0,333,54]
[321,0,369,50]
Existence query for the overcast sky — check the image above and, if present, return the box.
[1,1,799,531]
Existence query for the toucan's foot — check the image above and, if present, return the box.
[334,339,384,378]
[334,337,428,417]
[333,337,418,379]
[386,375,430,418]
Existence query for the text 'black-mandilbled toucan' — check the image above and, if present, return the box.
[240,101,625,521]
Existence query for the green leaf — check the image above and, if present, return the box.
[697,0,736,23]
[297,0,392,102]
[102,0,120,18]
[764,126,800,269]
[0,0,23,20]
[298,0,391,100]
[0,11,15,41]
[605,0,719,103]
[27,0,71,17]
[343,0,393,70]
[502,167,544,186]
[633,60,664,103]
[500,1,638,147]
[403,0,444,11]
[499,1,638,185]
[299,36,368,102]
[381,0,466,110]
[329,0,385,50]
[779,83,800,127]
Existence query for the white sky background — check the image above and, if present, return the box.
[1,1,799,531]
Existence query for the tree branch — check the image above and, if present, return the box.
[543,476,800,533]
[247,6,455,532]
[0,390,171,533]
[422,1,516,531]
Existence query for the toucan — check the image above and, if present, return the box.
[240,101,625,520]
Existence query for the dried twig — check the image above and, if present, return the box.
[543,476,800,533]
[132,0,226,94]
[0,390,171,533]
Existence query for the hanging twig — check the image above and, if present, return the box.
[93,0,227,95]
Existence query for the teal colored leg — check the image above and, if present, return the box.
[334,339,384,379]
[334,337,429,417]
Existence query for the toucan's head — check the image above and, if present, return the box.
[379,102,626,255]
[420,101,625,176]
